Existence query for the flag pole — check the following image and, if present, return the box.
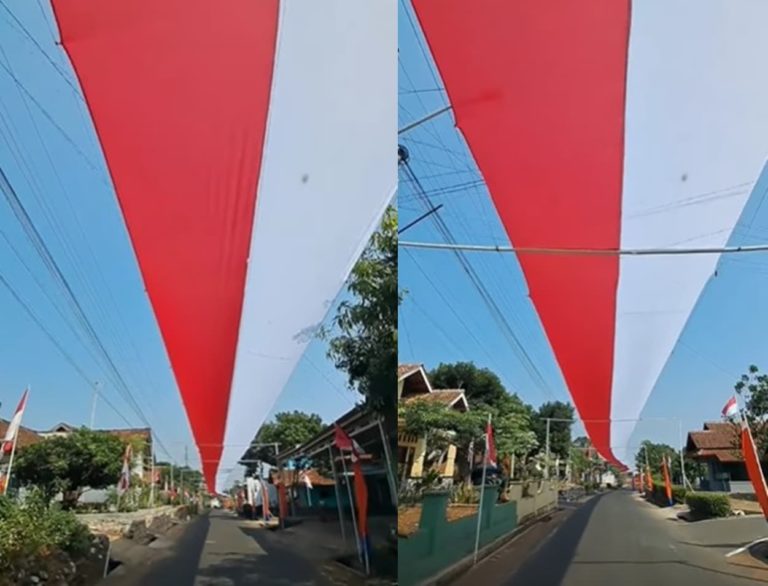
[340,451,363,565]
[328,445,347,547]
[473,414,491,565]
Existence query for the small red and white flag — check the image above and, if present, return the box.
[117,444,133,496]
[2,388,29,454]
[722,396,739,419]
[486,417,497,468]
[333,426,364,462]
[299,470,313,490]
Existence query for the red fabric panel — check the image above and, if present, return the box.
[741,425,768,520]
[52,0,279,489]
[352,459,368,538]
[662,457,673,505]
[413,0,630,464]
[277,482,288,521]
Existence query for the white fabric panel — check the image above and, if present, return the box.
[610,0,768,464]
[216,0,396,491]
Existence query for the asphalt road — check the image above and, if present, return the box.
[105,510,329,586]
[457,490,768,586]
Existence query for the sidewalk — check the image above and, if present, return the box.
[447,504,575,586]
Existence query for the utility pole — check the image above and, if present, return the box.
[545,418,551,479]
[678,419,689,490]
[181,445,188,504]
[149,432,156,509]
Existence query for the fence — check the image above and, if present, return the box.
[398,480,557,586]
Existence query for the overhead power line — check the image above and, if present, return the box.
[401,160,556,400]
[398,105,453,135]
[0,0,83,98]
[398,241,768,256]
[0,273,134,429]
[0,164,174,461]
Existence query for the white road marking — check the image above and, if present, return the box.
[725,537,768,558]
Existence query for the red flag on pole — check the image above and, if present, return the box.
[722,396,739,419]
[486,418,497,468]
[277,481,288,521]
[3,388,29,454]
[740,418,768,520]
[662,455,673,506]
[645,467,654,492]
[333,425,369,562]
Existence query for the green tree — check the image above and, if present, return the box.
[14,429,124,509]
[634,440,700,486]
[429,362,507,409]
[735,364,768,455]
[240,411,324,475]
[325,206,398,423]
[399,394,538,487]
[532,401,575,460]
[569,437,594,484]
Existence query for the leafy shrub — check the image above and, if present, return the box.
[644,481,687,507]
[686,492,732,518]
[0,491,94,571]
[451,484,479,504]
[672,486,688,504]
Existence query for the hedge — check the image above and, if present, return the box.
[685,492,732,518]
[646,484,687,507]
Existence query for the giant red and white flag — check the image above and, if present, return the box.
[51,1,395,492]
[414,0,768,467]
[2,388,29,454]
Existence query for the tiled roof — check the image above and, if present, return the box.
[0,420,42,449]
[687,422,743,463]
[398,364,421,379]
[402,389,466,408]
[688,422,739,450]
[97,428,152,442]
[694,448,743,463]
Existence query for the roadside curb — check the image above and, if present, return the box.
[419,505,560,586]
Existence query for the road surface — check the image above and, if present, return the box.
[454,490,768,586]
[105,510,331,585]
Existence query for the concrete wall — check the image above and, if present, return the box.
[398,488,516,586]
[729,481,755,494]
[399,481,557,586]
[508,480,557,522]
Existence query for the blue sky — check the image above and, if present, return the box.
[398,0,768,459]
[0,0,358,471]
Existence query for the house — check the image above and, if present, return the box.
[38,422,78,439]
[686,422,755,492]
[398,363,469,484]
[600,470,617,488]
[0,420,43,450]
[275,405,396,517]
[2,421,153,481]
[270,468,336,510]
